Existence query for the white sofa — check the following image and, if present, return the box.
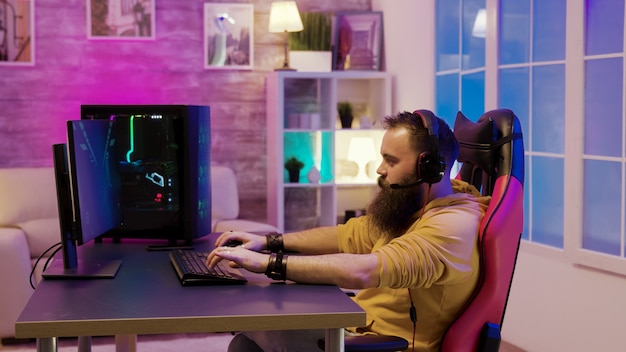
[0,165,277,339]
[0,167,59,340]
[210,166,278,233]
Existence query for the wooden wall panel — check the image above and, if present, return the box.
[0,0,372,223]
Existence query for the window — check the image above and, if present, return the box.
[435,0,486,127]
[436,0,626,275]
[579,0,626,269]
[499,0,566,247]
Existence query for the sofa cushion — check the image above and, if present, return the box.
[0,229,34,338]
[210,166,239,220]
[213,219,278,233]
[0,167,58,226]
[19,218,61,258]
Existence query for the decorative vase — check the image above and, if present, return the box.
[307,166,321,183]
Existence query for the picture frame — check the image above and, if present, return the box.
[0,0,35,66]
[87,0,155,40]
[204,3,253,70]
[333,11,383,71]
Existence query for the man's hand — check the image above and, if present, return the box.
[214,231,267,252]
[206,242,269,274]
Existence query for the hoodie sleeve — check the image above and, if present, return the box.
[375,193,486,288]
[337,180,489,289]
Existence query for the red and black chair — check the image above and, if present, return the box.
[441,108,524,352]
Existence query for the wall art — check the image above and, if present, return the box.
[204,3,254,70]
[87,0,155,40]
[333,11,383,71]
[0,0,35,66]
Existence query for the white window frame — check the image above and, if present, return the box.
[484,0,626,275]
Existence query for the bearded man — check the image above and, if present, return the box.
[207,110,490,352]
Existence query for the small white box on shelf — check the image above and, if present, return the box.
[288,113,300,128]
[298,114,310,129]
[307,113,321,129]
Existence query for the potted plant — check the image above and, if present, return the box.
[289,12,332,52]
[337,101,354,128]
[285,156,304,182]
[288,12,332,71]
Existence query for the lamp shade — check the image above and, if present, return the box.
[348,137,377,182]
[348,137,376,163]
[472,8,486,38]
[268,1,304,33]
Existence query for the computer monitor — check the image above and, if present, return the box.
[80,105,211,245]
[44,120,123,278]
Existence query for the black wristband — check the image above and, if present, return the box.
[265,251,287,281]
[265,253,277,276]
[266,232,284,253]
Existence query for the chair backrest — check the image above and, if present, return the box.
[440,109,524,352]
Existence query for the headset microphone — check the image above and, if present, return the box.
[389,179,424,189]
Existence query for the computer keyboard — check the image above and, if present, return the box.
[169,249,247,286]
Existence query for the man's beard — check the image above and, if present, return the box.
[367,176,425,241]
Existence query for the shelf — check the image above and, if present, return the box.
[266,71,392,232]
[283,182,334,188]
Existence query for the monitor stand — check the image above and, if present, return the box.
[146,244,194,251]
[42,258,122,279]
[42,231,122,279]
[145,237,194,251]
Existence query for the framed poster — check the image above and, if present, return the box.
[0,0,35,66]
[87,0,155,40]
[204,3,253,70]
[333,11,383,71]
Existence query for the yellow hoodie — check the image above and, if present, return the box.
[337,179,490,351]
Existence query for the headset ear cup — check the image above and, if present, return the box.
[413,110,446,184]
[417,151,445,184]
[417,152,432,183]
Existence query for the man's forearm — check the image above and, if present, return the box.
[284,252,380,289]
[283,226,339,254]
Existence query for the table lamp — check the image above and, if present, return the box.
[268,1,303,71]
[347,136,377,183]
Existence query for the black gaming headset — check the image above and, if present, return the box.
[412,110,446,185]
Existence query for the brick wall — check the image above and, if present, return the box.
[0,0,370,223]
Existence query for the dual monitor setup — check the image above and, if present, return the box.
[43,105,212,279]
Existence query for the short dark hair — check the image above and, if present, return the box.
[382,111,458,171]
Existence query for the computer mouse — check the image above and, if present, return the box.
[224,239,243,247]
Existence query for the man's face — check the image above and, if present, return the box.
[367,127,425,239]
[376,127,420,185]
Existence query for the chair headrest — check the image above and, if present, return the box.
[454,109,525,192]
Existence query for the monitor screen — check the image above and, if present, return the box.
[44,120,123,279]
[69,120,122,245]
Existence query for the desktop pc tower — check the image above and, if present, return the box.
[81,105,211,244]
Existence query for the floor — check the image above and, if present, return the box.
[501,341,527,352]
[1,334,527,351]
[0,333,232,351]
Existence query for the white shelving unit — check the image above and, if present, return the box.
[266,71,393,233]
